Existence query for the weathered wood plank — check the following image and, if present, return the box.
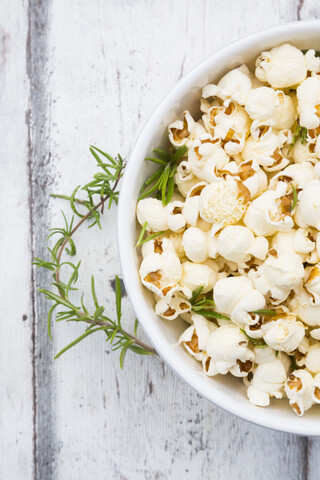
[36,1,312,480]
[28,0,56,479]
[0,0,34,478]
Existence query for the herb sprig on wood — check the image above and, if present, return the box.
[34,146,156,367]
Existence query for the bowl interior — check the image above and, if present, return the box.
[118,21,320,435]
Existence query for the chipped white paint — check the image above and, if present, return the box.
[0,0,34,478]
[1,0,320,479]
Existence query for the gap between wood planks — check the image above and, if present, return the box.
[27,0,55,479]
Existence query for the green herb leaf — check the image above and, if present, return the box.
[194,309,230,320]
[189,286,204,305]
[135,223,166,247]
[251,309,278,316]
[288,122,308,153]
[115,275,122,327]
[134,318,139,336]
[290,355,298,371]
[290,184,298,211]
[54,327,108,359]
[138,145,187,205]
[136,221,147,247]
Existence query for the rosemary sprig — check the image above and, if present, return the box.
[34,147,156,367]
[135,221,166,247]
[240,329,266,348]
[51,145,124,228]
[40,276,155,366]
[138,145,187,205]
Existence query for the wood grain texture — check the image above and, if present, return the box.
[0,0,34,478]
[2,0,320,479]
[27,1,56,478]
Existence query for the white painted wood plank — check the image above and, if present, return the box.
[297,0,320,20]
[0,1,34,478]
[38,0,312,479]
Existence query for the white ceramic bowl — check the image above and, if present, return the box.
[118,21,320,436]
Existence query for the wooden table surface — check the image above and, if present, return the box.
[2,1,320,479]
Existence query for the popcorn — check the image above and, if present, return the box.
[165,201,186,233]
[179,313,217,361]
[305,344,320,374]
[297,76,320,129]
[182,182,208,226]
[155,293,191,320]
[219,159,268,199]
[188,140,229,182]
[141,236,176,258]
[285,370,315,416]
[214,276,265,327]
[288,285,320,328]
[312,373,320,403]
[206,324,255,377]
[245,87,296,129]
[139,252,182,298]
[216,225,268,266]
[243,181,294,236]
[199,178,249,226]
[254,346,278,364]
[137,42,320,416]
[242,131,289,172]
[255,44,307,88]
[310,328,320,341]
[247,359,287,406]
[305,264,320,303]
[179,261,218,298]
[271,162,317,190]
[295,180,320,230]
[304,49,320,74]
[202,102,250,154]
[271,228,317,263]
[292,138,318,164]
[174,160,199,197]
[261,315,305,353]
[137,198,168,232]
[250,252,304,303]
[166,233,185,258]
[168,110,207,147]
[202,64,252,106]
[182,227,208,263]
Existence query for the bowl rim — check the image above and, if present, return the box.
[118,20,320,436]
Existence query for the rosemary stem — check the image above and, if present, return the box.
[92,318,157,354]
[51,194,87,205]
[52,160,157,356]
